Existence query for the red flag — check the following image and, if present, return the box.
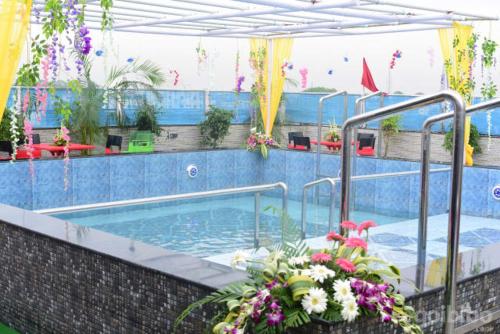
[361,58,379,92]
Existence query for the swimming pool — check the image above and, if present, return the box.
[53,195,403,258]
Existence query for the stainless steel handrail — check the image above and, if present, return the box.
[416,98,500,334]
[302,168,450,240]
[302,177,336,239]
[36,182,289,249]
[340,90,466,334]
[315,91,348,202]
[315,91,348,179]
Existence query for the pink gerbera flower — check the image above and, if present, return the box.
[311,252,332,263]
[336,258,357,273]
[344,237,368,251]
[357,220,377,235]
[341,221,358,230]
[326,232,345,242]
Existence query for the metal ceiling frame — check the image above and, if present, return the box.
[31,0,498,38]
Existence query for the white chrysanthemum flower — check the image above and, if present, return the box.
[306,264,335,283]
[341,298,359,322]
[301,287,328,314]
[288,255,310,266]
[231,250,250,268]
[333,279,354,303]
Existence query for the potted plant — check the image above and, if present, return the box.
[443,124,482,155]
[381,115,401,157]
[200,105,234,148]
[135,100,161,136]
[324,121,340,142]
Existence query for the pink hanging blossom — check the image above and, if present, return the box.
[23,119,35,176]
[299,68,308,88]
[170,70,180,86]
[35,56,50,118]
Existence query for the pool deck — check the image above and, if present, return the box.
[205,214,500,271]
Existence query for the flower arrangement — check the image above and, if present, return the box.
[324,121,340,142]
[175,220,422,334]
[246,128,279,159]
[53,127,70,147]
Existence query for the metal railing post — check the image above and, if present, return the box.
[315,91,347,202]
[414,98,500,334]
[302,168,449,240]
[340,91,465,238]
[254,192,261,249]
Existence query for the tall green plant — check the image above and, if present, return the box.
[444,124,482,154]
[381,115,401,157]
[136,100,161,136]
[105,59,166,127]
[200,106,234,148]
[71,57,104,152]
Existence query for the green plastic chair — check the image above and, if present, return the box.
[126,131,154,153]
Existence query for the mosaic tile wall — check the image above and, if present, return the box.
[6,88,500,135]
[1,149,500,219]
[0,218,498,333]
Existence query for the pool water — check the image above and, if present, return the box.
[53,195,404,258]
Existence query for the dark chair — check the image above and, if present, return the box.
[32,134,41,144]
[357,133,374,142]
[105,135,123,154]
[292,136,311,151]
[0,141,13,156]
[357,135,376,156]
[288,131,304,144]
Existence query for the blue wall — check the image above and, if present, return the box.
[6,89,500,135]
[1,149,499,220]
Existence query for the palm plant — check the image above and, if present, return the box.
[105,59,166,128]
[71,56,104,153]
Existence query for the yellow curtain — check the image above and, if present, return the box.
[438,22,474,166]
[0,0,32,121]
[250,38,293,136]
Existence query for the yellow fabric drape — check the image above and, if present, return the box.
[0,0,32,121]
[438,22,474,166]
[250,38,293,136]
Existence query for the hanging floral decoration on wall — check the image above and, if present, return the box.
[196,40,208,74]
[389,50,402,69]
[234,50,246,93]
[427,47,435,68]
[175,221,422,333]
[328,69,334,75]
[170,70,180,86]
[9,89,22,161]
[236,76,245,93]
[299,68,308,89]
[281,60,293,77]
[480,37,498,150]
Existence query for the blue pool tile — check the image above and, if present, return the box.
[374,173,410,217]
[461,167,489,217]
[261,150,286,184]
[32,159,73,209]
[487,169,500,218]
[73,156,110,205]
[318,153,340,177]
[355,157,377,176]
[408,174,421,217]
[144,153,177,197]
[177,151,207,193]
[207,150,235,190]
[428,171,450,216]
[370,233,416,247]
[0,161,33,209]
[110,155,145,201]
[234,150,261,187]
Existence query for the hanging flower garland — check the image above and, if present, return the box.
[250,46,267,105]
[480,37,498,150]
[299,68,308,89]
[389,50,402,69]
[9,89,22,162]
[281,60,293,77]
[236,76,245,94]
[196,40,208,74]
[234,50,246,93]
[170,70,180,86]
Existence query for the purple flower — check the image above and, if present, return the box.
[266,311,285,326]
[265,279,279,290]
[269,300,280,311]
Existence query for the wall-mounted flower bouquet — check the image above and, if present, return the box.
[53,127,70,147]
[175,221,422,334]
[246,128,279,159]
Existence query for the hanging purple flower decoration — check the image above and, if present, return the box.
[236,75,245,93]
[287,63,293,70]
[328,69,333,75]
[75,25,92,56]
[127,57,135,63]
[95,50,104,57]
